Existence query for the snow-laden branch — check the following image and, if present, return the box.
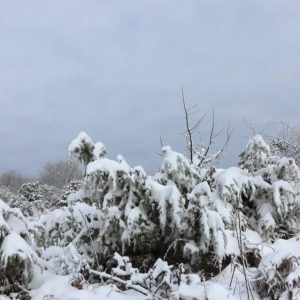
[90,269,151,296]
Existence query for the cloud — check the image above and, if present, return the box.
[0,0,300,175]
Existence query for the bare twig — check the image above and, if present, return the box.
[197,125,231,166]
[163,238,187,260]
[236,211,254,300]
[229,262,238,288]
[160,136,164,148]
[181,89,231,167]
[91,269,149,296]
[198,109,215,166]
[182,87,193,164]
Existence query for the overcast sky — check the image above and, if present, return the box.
[1,0,300,176]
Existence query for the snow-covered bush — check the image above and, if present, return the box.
[82,154,167,262]
[0,232,39,290]
[90,252,202,299]
[61,179,83,203]
[66,132,232,272]
[16,181,62,216]
[255,235,300,299]
[239,134,273,173]
[0,200,39,294]
[155,145,202,195]
[0,186,19,206]
[183,182,227,268]
[40,202,101,260]
[42,244,89,276]
[238,135,300,239]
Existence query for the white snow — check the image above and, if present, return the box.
[93,141,106,159]
[0,231,38,265]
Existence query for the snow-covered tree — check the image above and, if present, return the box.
[0,170,31,193]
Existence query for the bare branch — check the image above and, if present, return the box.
[198,109,215,167]
[90,270,150,296]
[90,270,166,299]
[180,90,231,167]
[160,136,164,148]
[197,125,231,166]
[236,211,254,300]
[190,112,206,133]
[182,87,193,164]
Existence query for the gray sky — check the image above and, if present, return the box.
[1,0,300,176]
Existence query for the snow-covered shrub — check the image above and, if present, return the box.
[183,182,227,268]
[238,135,300,239]
[16,181,62,216]
[91,253,185,299]
[9,194,35,217]
[214,167,256,212]
[0,200,39,294]
[239,134,273,173]
[42,244,89,276]
[18,181,43,202]
[0,186,18,206]
[155,145,202,195]
[41,201,101,252]
[68,133,231,272]
[83,155,163,260]
[91,252,239,299]
[0,232,38,290]
[61,179,83,203]
[257,236,300,299]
